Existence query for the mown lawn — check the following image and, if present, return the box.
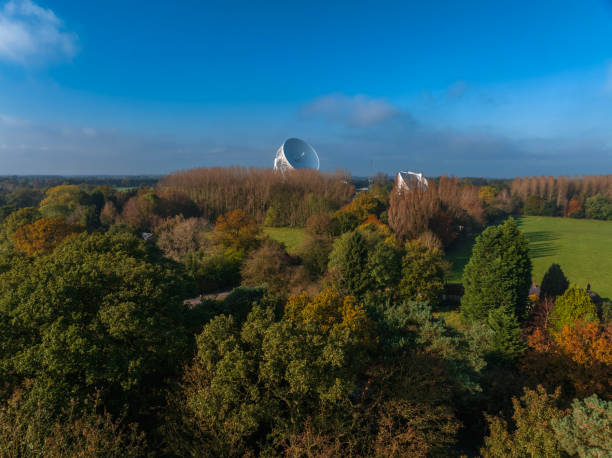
[263,227,307,255]
[445,216,612,300]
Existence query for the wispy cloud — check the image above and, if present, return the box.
[445,80,468,98]
[0,0,77,65]
[301,93,402,128]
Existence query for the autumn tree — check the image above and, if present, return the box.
[99,201,119,226]
[388,187,440,242]
[0,207,40,251]
[334,190,386,233]
[522,321,611,401]
[159,167,354,226]
[567,198,584,218]
[211,209,260,253]
[13,217,81,256]
[540,263,569,300]
[284,289,373,342]
[154,215,209,261]
[461,217,532,323]
[121,191,159,231]
[478,186,497,205]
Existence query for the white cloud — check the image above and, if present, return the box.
[302,93,400,127]
[0,0,77,64]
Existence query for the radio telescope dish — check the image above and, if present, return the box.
[396,171,428,192]
[274,138,320,172]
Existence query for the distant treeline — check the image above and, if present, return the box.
[0,175,159,190]
[159,167,355,226]
[509,175,612,217]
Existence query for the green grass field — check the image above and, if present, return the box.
[446,216,612,300]
[263,227,307,255]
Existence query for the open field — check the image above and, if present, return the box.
[263,227,307,255]
[446,216,612,299]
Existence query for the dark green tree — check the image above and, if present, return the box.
[367,239,402,290]
[540,263,569,299]
[164,300,477,456]
[299,235,333,279]
[398,241,448,306]
[461,217,532,323]
[0,232,196,421]
[486,306,526,362]
[328,230,372,297]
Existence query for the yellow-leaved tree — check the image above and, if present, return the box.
[284,289,373,344]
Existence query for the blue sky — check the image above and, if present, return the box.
[1,0,612,176]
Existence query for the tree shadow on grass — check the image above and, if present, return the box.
[524,230,560,258]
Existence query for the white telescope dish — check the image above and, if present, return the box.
[396,171,428,191]
[274,138,320,172]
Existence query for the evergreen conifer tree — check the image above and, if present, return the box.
[486,306,527,362]
[461,217,532,323]
[335,230,371,297]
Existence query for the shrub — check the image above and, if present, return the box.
[550,285,598,332]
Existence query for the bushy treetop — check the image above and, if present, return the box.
[551,285,598,332]
[0,231,196,417]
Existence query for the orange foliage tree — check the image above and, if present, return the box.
[522,320,612,401]
[13,217,81,256]
[566,199,584,217]
[211,209,261,253]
